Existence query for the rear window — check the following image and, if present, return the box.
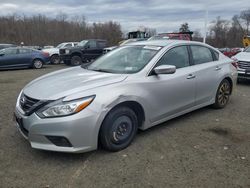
[19,48,32,54]
[191,45,214,65]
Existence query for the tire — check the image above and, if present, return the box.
[99,107,138,152]
[212,79,231,109]
[70,56,82,66]
[50,55,60,64]
[32,59,43,69]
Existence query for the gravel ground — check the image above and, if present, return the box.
[0,65,249,188]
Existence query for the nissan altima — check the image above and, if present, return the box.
[14,40,238,153]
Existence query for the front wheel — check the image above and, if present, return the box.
[212,79,231,109]
[50,55,60,64]
[99,107,138,152]
[32,59,43,69]
[70,56,82,66]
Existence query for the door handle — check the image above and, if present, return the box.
[186,74,196,79]
[215,66,222,71]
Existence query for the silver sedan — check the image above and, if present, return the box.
[14,40,238,153]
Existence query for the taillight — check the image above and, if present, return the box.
[42,52,50,57]
[231,61,238,69]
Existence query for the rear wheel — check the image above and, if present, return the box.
[71,56,82,66]
[32,59,43,69]
[212,79,231,109]
[99,107,138,152]
[50,55,60,64]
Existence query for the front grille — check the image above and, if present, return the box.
[59,49,66,54]
[238,61,250,70]
[19,94,51,116]
[20,94,39,114]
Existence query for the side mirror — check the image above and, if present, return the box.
[153,65,176,75]
[85,45,90,49]
[0,53,4,56]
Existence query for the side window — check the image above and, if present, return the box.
[19,48,32,54]
[88,41,97,49]
[98,41,106,48]
[64,43,72,48]
[157,46,190,69]
[74,43,78,46]
[191,46,213,64]
[2,48,17,55]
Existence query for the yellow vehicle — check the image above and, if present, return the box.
[243,35,250,47]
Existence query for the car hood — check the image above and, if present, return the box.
[234,52,250,61]
[23,67,127,100]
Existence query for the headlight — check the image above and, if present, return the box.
[37,96,95,118]
[65,49,70,54]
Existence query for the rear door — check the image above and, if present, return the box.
[0,48,18,68]
[16,48,33,66]
[189,45,221,105]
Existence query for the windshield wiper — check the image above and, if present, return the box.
[90,68,112,73]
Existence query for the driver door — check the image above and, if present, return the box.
[144,45,196,123]
[0,48,18,68]
[83,40,100,61]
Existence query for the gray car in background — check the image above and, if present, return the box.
[14,40,237,153]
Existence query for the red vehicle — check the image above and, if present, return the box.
[218,48,241,57]
[148,32,193,41]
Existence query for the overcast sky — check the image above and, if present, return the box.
[0,0,249,35]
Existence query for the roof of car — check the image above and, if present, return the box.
[126,40,207,47]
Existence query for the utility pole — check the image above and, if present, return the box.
[203,9,208,43]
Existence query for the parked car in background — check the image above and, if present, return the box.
[231,46,250,80]
[104,38,147,54]
[14,40,237,153]
[42,42,78,64]
[218,48,241,57]
[148,32,193,41]
[0,43,17,50]
[60,39,107,66]
[0,47,50,70]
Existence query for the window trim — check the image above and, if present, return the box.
[148,45,192,76]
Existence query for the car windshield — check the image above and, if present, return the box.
[244,46,250,52]
[77,40,88,47]
[86,45,161,74]
[56,43,65,48]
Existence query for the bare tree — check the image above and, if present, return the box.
[179,23,190,32]
[209,17,230,47]
[0,13,122,46]
[240,9,250,34]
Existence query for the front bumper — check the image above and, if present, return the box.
[237,70,250,80]
[14,104,101,153]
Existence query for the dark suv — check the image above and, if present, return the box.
[59,39,107,66]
